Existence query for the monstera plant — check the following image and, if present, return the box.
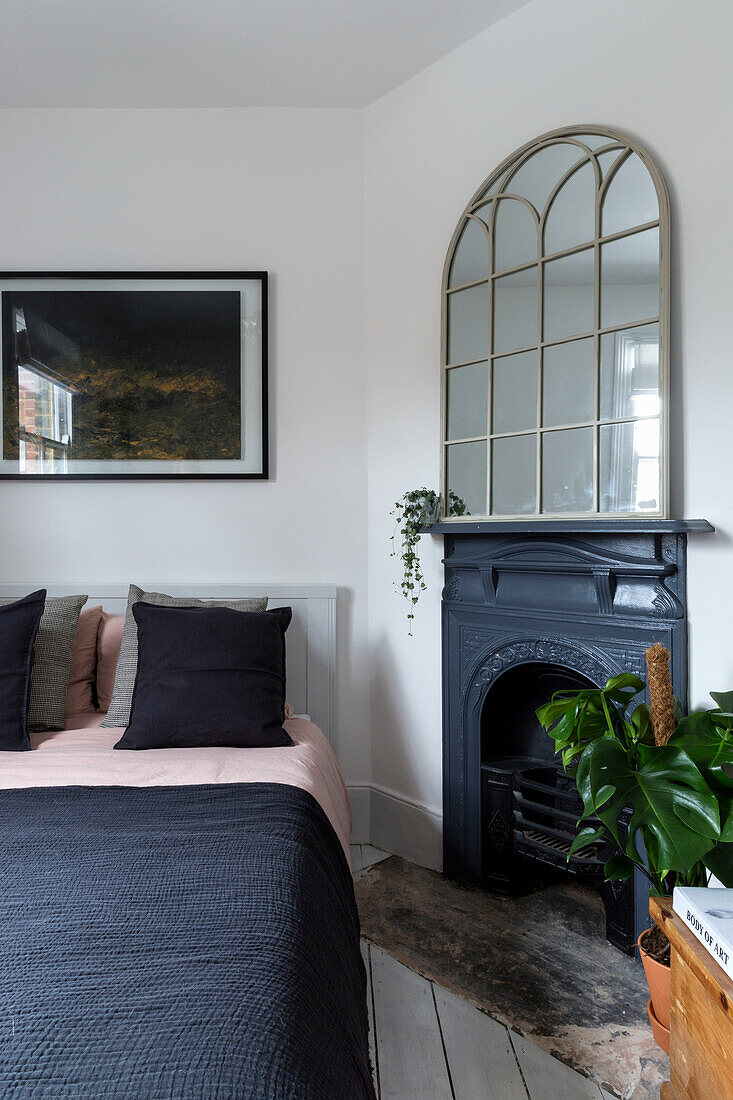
[537,650,733,1051]
[536,668,733,896]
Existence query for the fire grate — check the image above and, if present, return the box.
[511,763,606,874]
[519,828,599,863]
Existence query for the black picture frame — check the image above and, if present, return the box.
[0,271,268,480]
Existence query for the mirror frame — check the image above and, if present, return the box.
[440,124,671,521]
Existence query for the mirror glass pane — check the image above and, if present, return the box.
[600,323,659,421]
[449,217,489,287]
[602,153,659,236]
[601,227,659,329]
[447,362,488,440]
[492,434,536,515]
[544,161,595,255]
[542,427,593,512]
[494,199,537,273]
[448,282,488,364]
[493,266,537,354]
[507,144,586,216]
[544,248,594,341]
[600,420,660,512]
[447,440,486,515]
[493,350,537,434]
[543,338,594,426]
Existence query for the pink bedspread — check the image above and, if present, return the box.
[0,714,352,861]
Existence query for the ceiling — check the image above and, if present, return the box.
[0,0,531,109]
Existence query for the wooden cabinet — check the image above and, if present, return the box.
[651,896,733,1099]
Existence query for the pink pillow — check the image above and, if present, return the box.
[65,606,103,716]
[97,612,125,713]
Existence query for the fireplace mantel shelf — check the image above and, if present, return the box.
[428,518,714,536]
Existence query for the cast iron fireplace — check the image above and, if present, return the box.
[440,519,712,955]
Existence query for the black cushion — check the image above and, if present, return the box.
[115,604,294,750]
[0,589,46,752]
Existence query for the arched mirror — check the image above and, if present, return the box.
[442,126,669,519]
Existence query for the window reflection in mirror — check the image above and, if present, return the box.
[600,420,660,513]
[600,324,659,421]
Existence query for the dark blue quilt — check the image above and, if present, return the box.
[0,782,375,1099]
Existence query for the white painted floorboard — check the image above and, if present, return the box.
[362,941,613,1099]
[370,946,453,1100]
[510,1032,605,1099]
[435,985,528,1100]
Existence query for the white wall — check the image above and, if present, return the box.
[364,0,733,867]
[0,108,372,797]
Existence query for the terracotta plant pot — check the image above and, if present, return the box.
[646,997,670,1055]
[638,927,671,1035]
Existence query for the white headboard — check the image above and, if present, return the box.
[0,583,337,745]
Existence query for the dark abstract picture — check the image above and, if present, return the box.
[2,290,243,466]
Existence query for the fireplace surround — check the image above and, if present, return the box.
[440,518,713,954]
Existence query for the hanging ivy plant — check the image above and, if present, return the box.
[390,488,467,633]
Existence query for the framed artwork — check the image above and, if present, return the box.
[0,272,268,479]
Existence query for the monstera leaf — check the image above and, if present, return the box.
[704,840,733,886]
[537,674,646,771]
[575,738,720,877]
[669,710,733,791]
[536,692,608,771]
[603,673,647,698]
[704,793,733,885]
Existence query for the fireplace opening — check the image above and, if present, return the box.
[479,660,634,952]
[481,661,595,769]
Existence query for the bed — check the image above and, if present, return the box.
[0,585,375,1100]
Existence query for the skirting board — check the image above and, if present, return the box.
[348,785,442,871]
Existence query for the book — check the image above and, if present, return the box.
[673,886,733,980]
